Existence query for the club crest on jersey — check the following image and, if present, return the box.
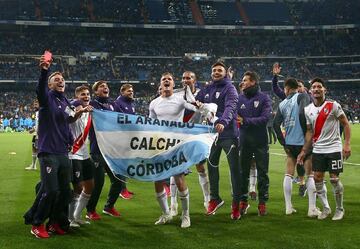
[215,92,220,99]
[254,101,259,108]
[132,107,135,112]
[204,94,209,99]
[75,171,81,178]
[324,108,329,114]
[46,167,52,174]
[240,104,246,109]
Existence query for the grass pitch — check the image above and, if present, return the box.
[0,125,359,249]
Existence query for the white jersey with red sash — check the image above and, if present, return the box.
[304,100,344,154]
[69,112,92,160]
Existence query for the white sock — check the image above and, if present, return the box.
[330,178,344,210]
[69,193,80,220]
[74,191,91,220]
[306,176,316,211]
[156,189,169,215]
[249,167,257,192]
[31,154,37,168]
[179,188,190,217]
[283,174,293,210]
[315,181,330,209]
[170,176,178,207]
[198,172,210,204]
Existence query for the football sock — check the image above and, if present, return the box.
[307,176,316,210]
[69,193,80,221]
[170,176,178,208]
[74,191,91,220]
[179,188,190,216]
[156,189,169,214]
[330,178,344,210]
[198,172,210,204]
[283,174,293,210]
[315,181,330,209]
[249,167,257,193]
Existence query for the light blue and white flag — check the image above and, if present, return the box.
[92,109,216,181]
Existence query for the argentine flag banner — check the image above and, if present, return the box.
[92,109,217,181]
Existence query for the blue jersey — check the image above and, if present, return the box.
[274,92,310,146]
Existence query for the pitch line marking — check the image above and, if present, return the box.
[270,152,360,166]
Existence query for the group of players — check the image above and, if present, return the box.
[23,55,351,239]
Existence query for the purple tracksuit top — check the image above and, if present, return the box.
[113,95,135,114]
[196,77,239,139]
[36,69,73,155]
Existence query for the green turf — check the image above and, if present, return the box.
[0,125,359,249]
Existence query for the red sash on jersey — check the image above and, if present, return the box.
[72,115,92,154]
[183,112,195,123]
[313,102,333,143]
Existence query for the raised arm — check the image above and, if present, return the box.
[36,56,51,107]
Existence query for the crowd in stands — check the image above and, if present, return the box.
[1,0,359,25]
[1,28,359,58]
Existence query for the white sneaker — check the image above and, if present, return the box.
[332,208,344,221]
[308,207,321,218]
[154,214,172,225]
[70,220,80,228]
[25,165,36,170]
[170,203,178,216]
[318,207,332,220]
[181,214,191,228]
[286,207,297,215]
[74,218,90,225]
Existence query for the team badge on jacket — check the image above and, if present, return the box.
[240,104,246,109]
[215,92,220,99]
[46,166,52,174]
[254,101,259,108]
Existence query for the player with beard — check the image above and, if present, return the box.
[196,61,241,220]
[297,78,351,221]
[149,72,198,228]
